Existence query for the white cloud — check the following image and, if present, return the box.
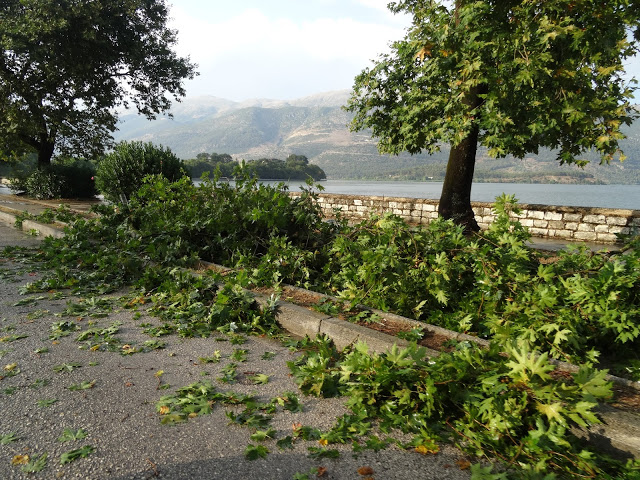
[168,4,409,99]
[353,0,393,13]
[172,7,402,65]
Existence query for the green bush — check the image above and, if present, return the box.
[95,141,187,202]
[9,157,96,199]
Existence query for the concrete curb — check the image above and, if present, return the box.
[1,209,638,460]
[0,206,66,238]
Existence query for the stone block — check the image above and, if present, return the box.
[319,317,409,354]
[533,219,549,228]
[528,211,544,220]
[563,213,582,222]
[548,220,565,229]
[21,220,65,238]
[544,211,563,221]
[520,219,534,227]
[577,223,595,232]
[555,230,573,239]
[583,214,606,224]
[565,222,579,231]
[595,224,610,233]
[607,216,629,226]
[574,231,597,241]
[596,232,618,243]
[530,227,548,236]
[609,226,631,235]
[353,199,363,206]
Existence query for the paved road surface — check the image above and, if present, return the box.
[0,224,471,480]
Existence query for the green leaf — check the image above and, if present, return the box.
[244,444,269,460]
[58,428,88,443]
[1,432,19,445]
[307,446,340,459]
[276,436,294,450]
[68,380,96,391]
[60,445,95,464]
[20,453,48,473]
[53,362,82,373]
[250,373,269,385]
[37,398,57,408]
[536,402,565,424]
[250,428,276,442]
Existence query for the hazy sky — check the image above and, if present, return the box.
[168,0,410,101]
[168,1,639,102]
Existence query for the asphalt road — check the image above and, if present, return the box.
[0,223,471,480]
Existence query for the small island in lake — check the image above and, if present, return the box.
[183,153,326,181]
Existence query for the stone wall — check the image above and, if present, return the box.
[292,192,640,244]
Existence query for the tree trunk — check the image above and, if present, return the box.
[438,84,484,232]
[37,137,55,167]
[438,125,480,232]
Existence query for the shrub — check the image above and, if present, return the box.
[55,158,97,198]
[95,141,187,202]
[9,157,96,199]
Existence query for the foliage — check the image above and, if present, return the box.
[18,177,640,366]
[20,453,48,473]
[183,153,327,181]
[322,195,640,364]
[349,0,639,162]
[346,0,640,225]
[245,155,326,181]
[139,268,281,338]
[118,171,340,268]
[0,0,196,165]
[58,429,88,443]
[288,336,631,478]
[95,141,187,202]
[9,158,97,199]
[59,445,95,464]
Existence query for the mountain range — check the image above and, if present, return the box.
[113,90,640,184]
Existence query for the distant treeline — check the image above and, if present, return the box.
[183,153,326,181]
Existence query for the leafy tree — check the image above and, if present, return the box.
[0,0,197,167]
[346,0,639,230]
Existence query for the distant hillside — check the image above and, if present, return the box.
[113,91,640,184]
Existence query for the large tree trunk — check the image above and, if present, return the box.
[36,137,55,167]
[438,83,484,232]
[438,124,480,232]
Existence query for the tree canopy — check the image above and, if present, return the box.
[346,0,640,229]
[183,154,327,181]
[0,0,197,166]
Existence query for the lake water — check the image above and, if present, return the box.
[261,180,640,210]
[2,180,639,210]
